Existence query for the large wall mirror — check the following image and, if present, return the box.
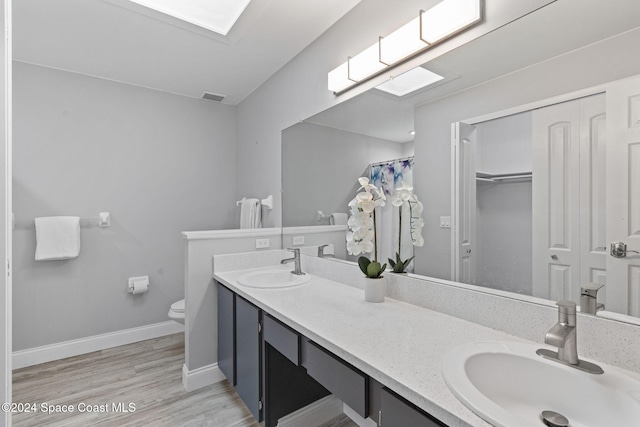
[281,0,640,321]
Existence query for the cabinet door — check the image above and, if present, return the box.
[380,388,444,427]
[217,283,235,385]
[236,296,262,420]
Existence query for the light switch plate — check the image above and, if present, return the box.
[440,216,451,229]
[255,238,270,249]
[292,236,305,245]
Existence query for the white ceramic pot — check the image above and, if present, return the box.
[364,277,385,303]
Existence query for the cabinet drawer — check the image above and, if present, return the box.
[302,340,368,418]
[381,388,445,427]
[263,314,300,365]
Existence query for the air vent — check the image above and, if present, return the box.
[201,91,226,102]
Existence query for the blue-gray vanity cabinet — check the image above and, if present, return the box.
[263,313,300,365]
[235,296,262,421]
[380,388,445,427]
[217,282,263,421]
[302,339,368,418]
[217,284,235,385]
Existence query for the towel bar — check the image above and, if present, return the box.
[235,195,273,210]
[12,212,111,229]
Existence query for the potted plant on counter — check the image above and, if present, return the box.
[346,177,387,302]
[387,181,424,274]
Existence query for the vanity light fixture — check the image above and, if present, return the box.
[127,0,251,36]
[328,0,481,94]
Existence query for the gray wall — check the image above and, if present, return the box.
[12,62,237,350]
[476,181,532,294]
[475,113,532,293]
[413,27,640,280]
[282,122,403,226]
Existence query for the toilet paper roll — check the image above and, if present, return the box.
[129,276,149,294]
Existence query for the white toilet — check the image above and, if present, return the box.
[168,299,185,325]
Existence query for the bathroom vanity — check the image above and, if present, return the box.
[212,250,640,427]
[217,281,444,426]
[212,251,531,427]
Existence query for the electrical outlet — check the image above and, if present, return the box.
[440,216,451,229]
[292,236,305,246]
[255,238,270,249]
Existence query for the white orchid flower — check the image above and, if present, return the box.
[361,240,374,253]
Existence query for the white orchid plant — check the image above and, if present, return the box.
[346,177,387,278]
[388,181,424,273]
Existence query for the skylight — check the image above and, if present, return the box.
[128,0,252,36]
[375,67,444,97]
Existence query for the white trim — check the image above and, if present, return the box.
[343,403,377,427]
[181,362,225,392]
[182,227,281,240]
[3,1,11,425]
[12,321,183,369]
[282,225,346,235]
[277,395,343,427]
[463,84,607,125]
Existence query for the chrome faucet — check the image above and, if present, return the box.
[281,248,304,275]
[317,244,335,258]
[536,300,603,374]
[580,283,605,315]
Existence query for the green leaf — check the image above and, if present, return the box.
[358,257,371,276]
[388,258,396,269]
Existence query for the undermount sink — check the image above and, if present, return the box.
[237,268,311,289]
[442,341,640,427]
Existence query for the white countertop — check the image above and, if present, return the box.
[214,265,536,427]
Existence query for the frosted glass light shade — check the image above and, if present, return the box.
[328,62,354,93]
[375,67,444,97]
[348,42,387,82]
[128,0,251,35]
[379,16,427,65]
[421,0,481,44]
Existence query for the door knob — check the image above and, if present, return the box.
[610,242,640,258]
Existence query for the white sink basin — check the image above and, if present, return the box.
[442,341,640,427]
[237,269,311,289]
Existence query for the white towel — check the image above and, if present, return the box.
[329,213,348,225]
[35,216,81,261]
[240,198,262,229]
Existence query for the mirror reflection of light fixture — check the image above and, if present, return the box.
[328,0,481,94]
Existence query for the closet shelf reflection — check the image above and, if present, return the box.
[476,171,532,183]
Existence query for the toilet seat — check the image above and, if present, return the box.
[170,299,185,313]
[169,299,185,325]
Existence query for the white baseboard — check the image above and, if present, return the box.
[182,363,226,392]
[13,321,184,369]
[343,403,377,427]
[277,395,343,427]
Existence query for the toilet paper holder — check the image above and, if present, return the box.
[128,276,150,294]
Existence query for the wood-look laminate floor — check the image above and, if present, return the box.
[12,333,357,427]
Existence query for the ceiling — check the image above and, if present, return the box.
[13,0,361,105]
[306,0,640,143]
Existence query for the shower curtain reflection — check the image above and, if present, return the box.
[369,157,415,272]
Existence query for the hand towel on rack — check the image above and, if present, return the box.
[240,198,262,229]
[329,213,348,225]
[35,216,81,261]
